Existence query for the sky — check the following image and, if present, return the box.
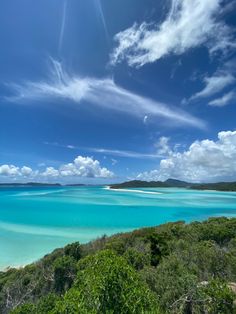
[0,0,236,184]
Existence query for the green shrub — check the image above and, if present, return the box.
[199,278,235,314]
[36,293,60,313]
[5,218,236,314]
[141,255,198,312]
[123,247,150,270]
[11,303,35,314]
[57,249,159,313]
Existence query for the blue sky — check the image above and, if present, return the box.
[0,0,236,183]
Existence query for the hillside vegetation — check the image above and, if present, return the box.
[191,182,236,192]
[110,179,236,191]
[1,217,236,313]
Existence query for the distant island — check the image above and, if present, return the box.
[1,180,236,191]
[0,182,87,187]
[190,181,236,192]
[0,182,62,187]
[110,179,191,189]
[110,179,236,191]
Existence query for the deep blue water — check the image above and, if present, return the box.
[0,186,236,269]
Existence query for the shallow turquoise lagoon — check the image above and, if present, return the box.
[0,186,236,269]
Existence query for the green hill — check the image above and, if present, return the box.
[109,180,169,189]
[191,181,236,192]
[110,179,236,191]
[1,217,236,313]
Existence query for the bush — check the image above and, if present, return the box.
[11,303,35,314]
[56,250,159,313]
[198,278,235,314]
[5,218,236,314]
[64,242,82,261]
[141,255,198,312]
[123,247,150,270]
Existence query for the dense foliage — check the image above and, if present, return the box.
[110,179,236,191]
[1,217,236,313]
[110,180,170,189]
[191,182,236,191]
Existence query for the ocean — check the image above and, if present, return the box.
[0,185,236,269]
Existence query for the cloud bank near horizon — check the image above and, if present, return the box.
[2,131,236,184]
[0,156,114,182]
[137,130,236,182]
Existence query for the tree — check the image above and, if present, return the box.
[64,242,82,261]
[53,256,77,294]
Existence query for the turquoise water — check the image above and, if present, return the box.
[0,186,236,269]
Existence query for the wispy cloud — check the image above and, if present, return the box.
[43,141,164,159]
[191,72,235,100]
[111,0,235,67]
[88,147,164,159]
[111,158,118,165]
[93,0,109,42]
[6,59,206,129]
[208,90,235,107]
[43,141,76,150]
[58,0,68,55]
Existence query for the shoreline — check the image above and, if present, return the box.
[104,186,162,195]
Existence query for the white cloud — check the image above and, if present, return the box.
[43,141,167,159]
[208,90,235,107]
[21,166,33,177]
[88,147,163,159]
[58,0,68,54]
[0,165,20,176]
[111,0,235,67]
[137,130,236,182]
[143,115,148,125]
[191,73,235,100]
[6,59,206,130]
[154,136,171,155]
[41,167,59,177]
[67,145,76,149]
[59,156,113,178]
[0,156,113,181]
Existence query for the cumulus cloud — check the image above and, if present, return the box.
[21,166,33,176]
[59,156,113,178]
[208,90,235,107]
[191,72,235,100]
[0,165,20,176]
[41,167,59,177]
[111,0,235,67]
[0,165,34,178]
[0,156,113,181]
[137,130,236,182]
[6,59,206,130]
[154,136,171,155]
